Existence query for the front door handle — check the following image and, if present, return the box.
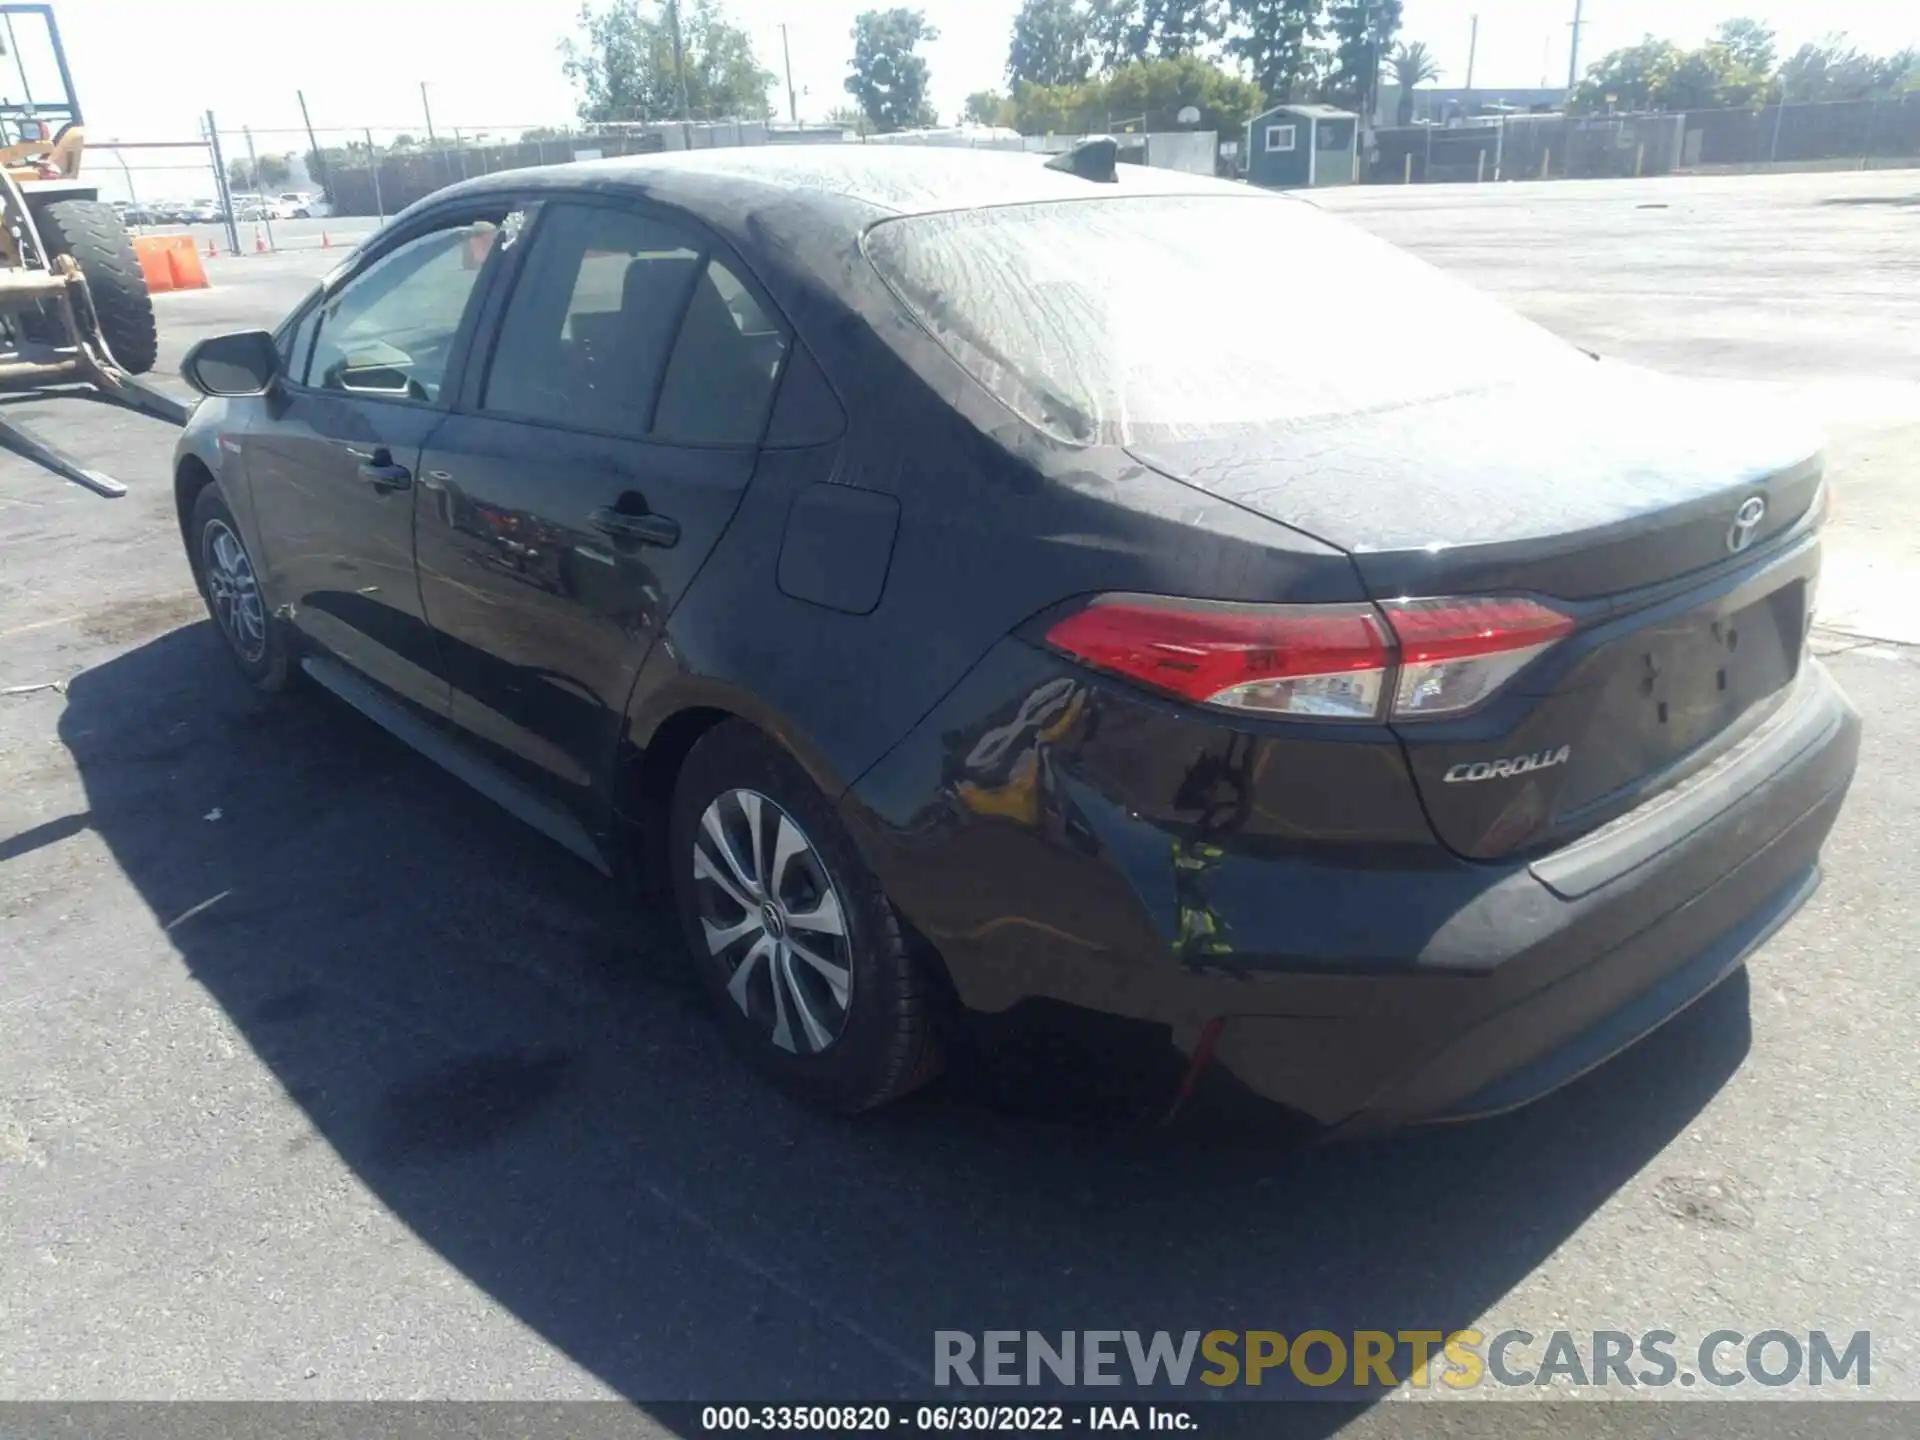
[590,507,680,548]
[347,446,411,491]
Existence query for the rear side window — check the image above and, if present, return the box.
[652,258,789,444]
[864,195,1581,445]
[482,203,704,437]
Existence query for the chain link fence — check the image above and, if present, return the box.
[1366,96,1920,185]
[84,114,802,252]
[84,93,1920,244]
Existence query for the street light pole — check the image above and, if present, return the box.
[1465,14,1479,93]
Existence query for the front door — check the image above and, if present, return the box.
[243,209,505,712]
[414,199,791,809]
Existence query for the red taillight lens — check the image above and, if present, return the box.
[1044,595,1392,720]
[1044,593,1572,722]
[1380,596,1574,717]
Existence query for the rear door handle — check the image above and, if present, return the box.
[590,507,680,548]
[346,446,411,491]
[357,461,412,490]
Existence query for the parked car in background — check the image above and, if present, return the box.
[168,147,1859,1130]
[276,190,321,218]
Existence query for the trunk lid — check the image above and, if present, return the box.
[1129,365,1825,859]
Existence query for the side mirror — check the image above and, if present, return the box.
[181,329,279,397]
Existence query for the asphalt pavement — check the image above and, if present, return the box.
[1,170,1917,1413]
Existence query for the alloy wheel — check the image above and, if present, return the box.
[692,788,852,1055]
[202,518,266,664]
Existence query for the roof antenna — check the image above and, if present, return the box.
[1045,136,1119,183]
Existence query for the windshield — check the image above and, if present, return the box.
[865,194,1584,445]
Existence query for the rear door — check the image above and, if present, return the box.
[243,206,507,712]
[413,198,790,809]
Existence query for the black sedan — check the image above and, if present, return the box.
[173,145,1859,1131]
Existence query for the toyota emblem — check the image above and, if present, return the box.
[1727,495,1767,553]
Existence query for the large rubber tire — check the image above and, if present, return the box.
[33,198,159,374]
[670,721,941,1113]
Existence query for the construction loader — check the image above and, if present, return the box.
[0,2,187,498]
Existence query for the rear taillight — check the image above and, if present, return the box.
[1043,596,1391,720]
[1044,593,1572,722]
[1380,596,1575,717]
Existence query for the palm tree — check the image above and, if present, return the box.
[1388,41,1442,126]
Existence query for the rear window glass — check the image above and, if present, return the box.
[864,195,1581,445]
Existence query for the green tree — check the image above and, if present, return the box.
[1778,36,1918,102]
[226,153,292,190]
[1569,35,1683,112]
[964,88,1018,125]
[1570,33,1779,113]
[1322,0,1401,115]
[1138,0,1225,58]
[1012,54,1262,137]
[1008,0,1093,87]
[846,8,939,133]
[1226,0,1324,105]
[1386,39,1439,124]
[561,0,774,124]
[824,102,875,135]
[1658,44,1749,110]
[1087,0,1147,68]
[1087,0,1224,66]
[1714,18,1777,74]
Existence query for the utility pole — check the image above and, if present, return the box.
[365,127,385,222]
[1566,0,1584,93]
[1465,14,1478,93]
[243,125,274,250]
[420,82,437,146]
[296,88,329,204]
[780,23,797,124]
[204,110,240,256]
[1361,0,1379,129]
[665,0,693,147]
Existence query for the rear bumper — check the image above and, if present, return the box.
[846,647,1859,1131]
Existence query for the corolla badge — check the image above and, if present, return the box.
[1443,745,1572,784]
[1727,495,1767,554]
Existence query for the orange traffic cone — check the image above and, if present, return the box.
[320,230,332,249]
[204,237,217,259]
[253,222,267,253]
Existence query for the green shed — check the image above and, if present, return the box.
[1246,104,1360,189]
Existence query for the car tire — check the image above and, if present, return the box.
[669,721,941,1112]
[31,198,159,374]
[190,486,291,692]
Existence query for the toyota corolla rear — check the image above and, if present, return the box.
[844,185,1860,1131]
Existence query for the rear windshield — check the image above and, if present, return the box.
[864,194,1581,445]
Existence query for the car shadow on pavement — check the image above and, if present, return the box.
[61,623,1754,1414]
